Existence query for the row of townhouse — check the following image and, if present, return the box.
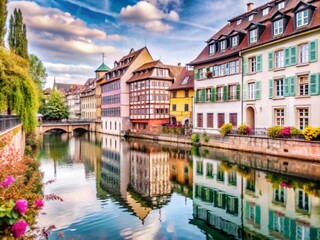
[190,0,320,134]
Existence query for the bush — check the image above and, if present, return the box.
[191,133,199,142]
[279,126,291,138]
[267,126,284,138]
[202,132,209,142]
[237,124,252,135]
[290,127,303,137]
[303,126,320,141]
[220,123,233,137]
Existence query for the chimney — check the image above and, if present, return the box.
[247,2,254,12]
[177,62,181,66]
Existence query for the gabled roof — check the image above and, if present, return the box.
[167,67,194,91]
[166,65,184,79]
[95,63,111,72]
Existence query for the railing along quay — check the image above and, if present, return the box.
[0,115,21,132]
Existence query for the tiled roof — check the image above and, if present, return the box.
[81,78,96,96]
[167,67,194,91]
[95,63,111,72]
[54,83,83,93]
[190,0,320,65]
[166,65,184,79]
[126,60,174,83]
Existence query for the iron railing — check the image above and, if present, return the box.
[0,115,21,132]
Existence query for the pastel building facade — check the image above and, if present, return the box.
[80,78,96,120]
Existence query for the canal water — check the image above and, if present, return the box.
[38,133,320,240]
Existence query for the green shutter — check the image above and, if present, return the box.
[268,51,274,71]
[255,205,261,225]
[234,198,239,215]
[243,83,247,101]
[236,84,240,100]
[206,67,210,72]
[309,73,320,95]
[284,48,290,67]
[309,40,318,62]
[195,89,199,102]
[194,69,199,80]
[243,58,248,76]
[269,79,274,99]
[222,193,226,209]
[268,210,274,231]
[290,76,296,96]
[226,196,231,213]
[201,89,206,102]
[255,80,261,100]
[211,87,216,102]
[245,202,250,219]
[256,54,262,72]
[290,46,297,66]
[223,85,228,101]
[213,191,218,207]
[284,77,290,97]
[209,189,214,203]
[284,217,291,238]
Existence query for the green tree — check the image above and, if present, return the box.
[0,47,38,132]
[29,54,47,89]
[0,0,7,46]
[8,8,28,59]
[42,88,69,120]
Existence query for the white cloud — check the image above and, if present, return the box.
[119,1,179,32]
[107,34,128,41]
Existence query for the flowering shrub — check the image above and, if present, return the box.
[279,126,291,138]
[303,126,320,141]
[290,127,303,137]
[220,123,233,137]
[237,124,252,135]
[191,133,199,142]
[267,126,284,138]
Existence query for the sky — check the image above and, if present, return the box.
[7,0,266,88]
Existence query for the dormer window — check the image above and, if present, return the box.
[274,19,284,35]
[249,29,258,43]
[262,8,269,16]
[237,19,242,25]
[296,10,309,27]
[248,15,254,21]
[220,40,226,52]
[231,36,238,47]
[181,76,190,85]
[209,43,216,55]
[278,1,285,10]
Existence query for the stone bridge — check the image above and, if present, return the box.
[37,121,93,134]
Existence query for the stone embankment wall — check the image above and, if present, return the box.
[0,125,25,154]
[127,133,320,161]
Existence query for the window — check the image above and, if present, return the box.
[274,19,284,35]
[229,60,239,74]
[209,44,216,55]
[228,170,237,186]
[199,68,206,79]
[299,44,309,64]
[249,57,256,73]
[275,50,284,68]
[274,109,285,126]
[275,79,284,97]
[274,186,286,203]
[298,75,309,96]
[181,76,190,85]
[217,165,225,181]
[220,40,226,51]
[206,88,211,101]
[273,214,284,233]
[296,10,309,27]
[229,113,237,127]
[217,87,223,101]
[217,113,225,128]
[296,225,310,240]
[237,19,242,25]
[249,29,258,43]
[207,113,213,128]
[246,179,255,191]
[262,8,269,16]
[184,104,189,111]
[296,189,309,211]
[168,92,175,100]
[197,113,203,128]
[213,65,220,76]
[228,85,236,100]
[196,161,203,175]
[231,36,238,47]
[297,108,309,130]
[184,90,189,97]
[248,82,255,100]
[172,104,176,111]
[248,15,254,21]
[278,1,285,10]
[206,163,214,178]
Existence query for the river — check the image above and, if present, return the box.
[37,132,320,239]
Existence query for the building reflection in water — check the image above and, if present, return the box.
[192,147,320,239]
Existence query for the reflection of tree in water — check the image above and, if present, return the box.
[43,133,70,162]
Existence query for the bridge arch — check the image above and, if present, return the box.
[43,126,68,133]
[72,127,89,132]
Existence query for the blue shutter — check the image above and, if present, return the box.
[255,80,261,100]
[290,46,297,66]
[284,48,290,67]
[309,40,318,62]
[269,79,274,99]
[243,58,248,76]
[284,77,290,97]
[194,69,199,80]
[268,51,274,71]
[256,54,262,72]
[255,205,261,226]
[309,73,320,95]
[290,76,296,96]
[243,83,247,101]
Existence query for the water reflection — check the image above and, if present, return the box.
[38,133,320,239]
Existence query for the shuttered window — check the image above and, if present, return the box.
[197,113,203,128]
[207,113,213,128]
[229,113,237,127]
[217,113,225,128]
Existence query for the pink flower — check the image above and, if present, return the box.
[0,176,14,188]
[35,199,44,209]
[14,199,28,215]
[10,219,28,238]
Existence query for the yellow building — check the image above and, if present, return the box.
[168,67,194,126]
